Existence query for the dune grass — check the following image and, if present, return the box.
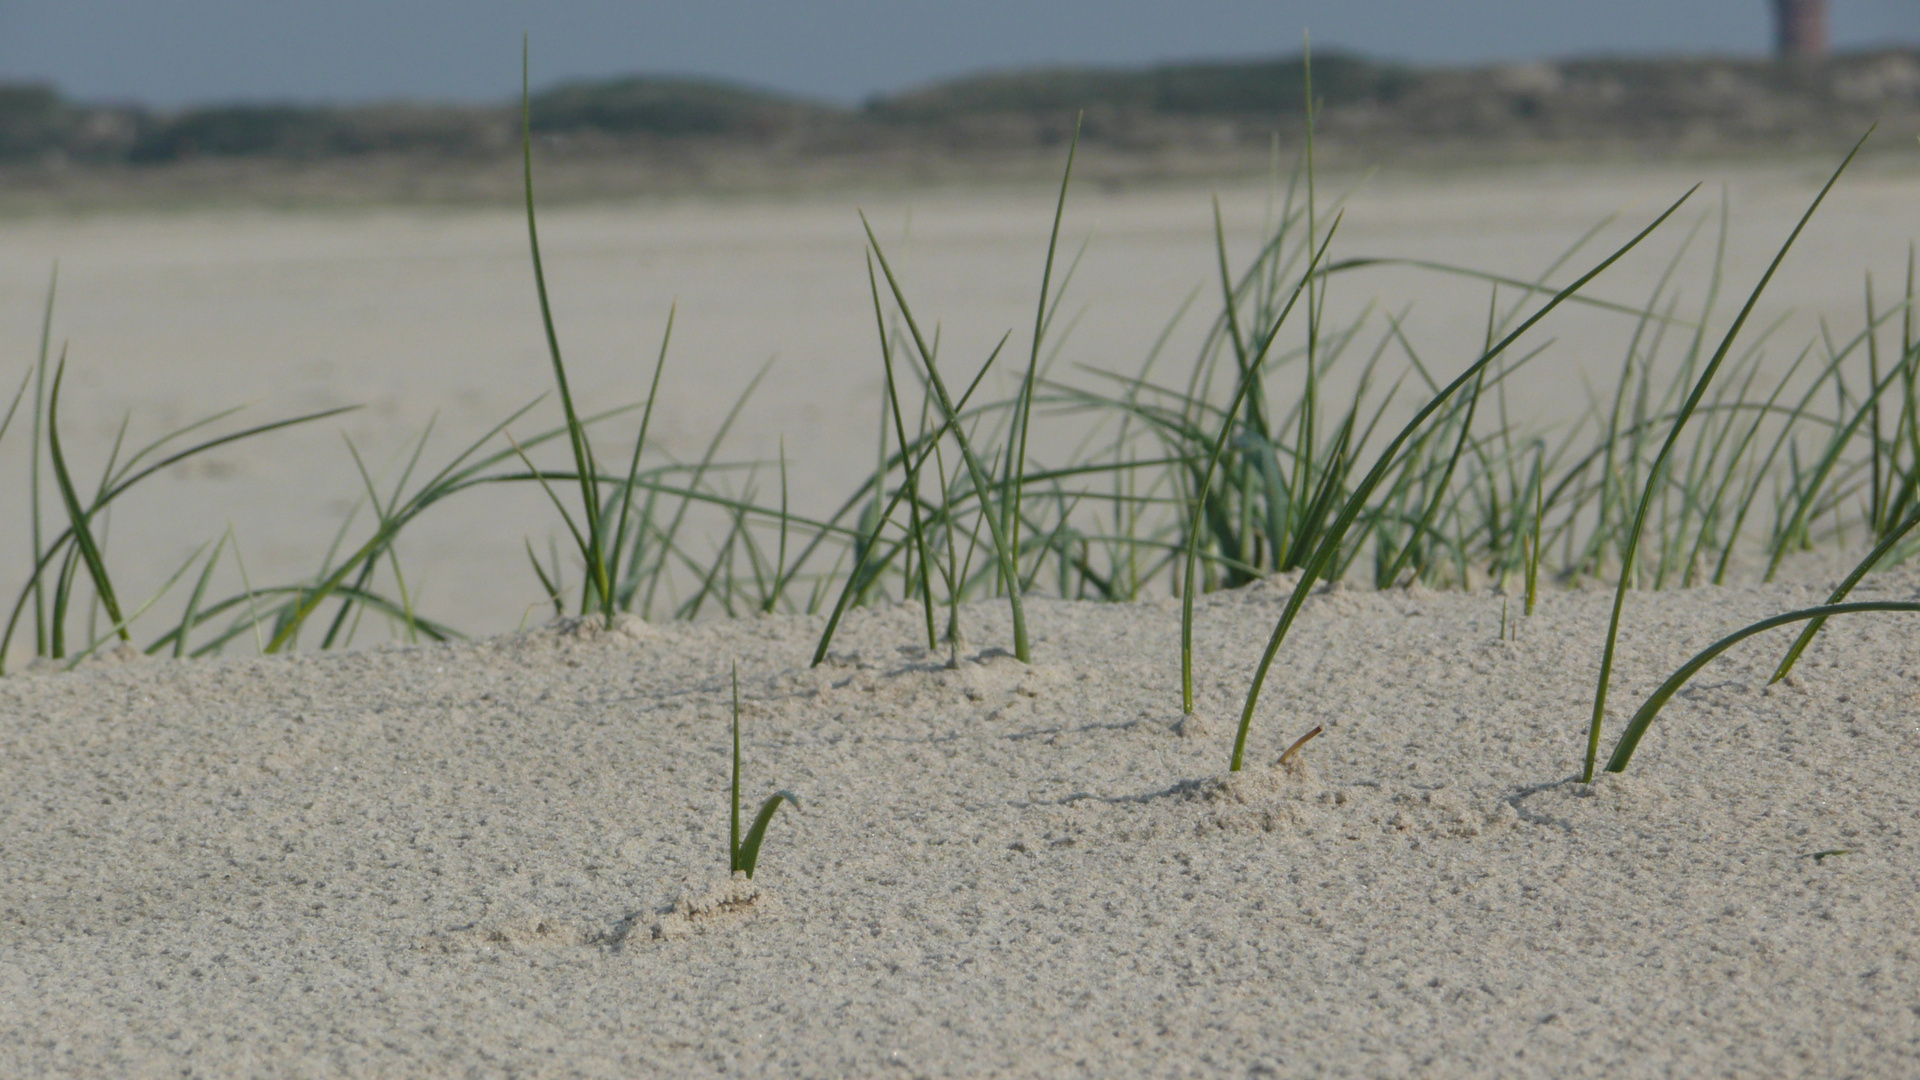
[1580,131,1873,783]
[8,57,1920,799]
[1603,600,1920,773]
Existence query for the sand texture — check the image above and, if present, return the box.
[4,567,1918,1077]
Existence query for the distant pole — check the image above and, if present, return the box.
[1772,0,1831,60]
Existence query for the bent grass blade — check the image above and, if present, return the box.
[1770,499,1920,682]
[728,663,798,879]
[1605,600,1920,773]
[1230,185,1699,772]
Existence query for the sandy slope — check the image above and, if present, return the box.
[3,565,1917,1077]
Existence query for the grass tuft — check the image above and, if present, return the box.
[1583,129,1872,783]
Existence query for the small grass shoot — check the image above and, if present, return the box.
[729,662,799,879]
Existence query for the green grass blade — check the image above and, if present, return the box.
[1770,501,1920,682]
[1606,600,1920,773]
[1006,118,1080,578]
[807,346,1003,666]
[229,530,266,654]
[855,216,1032,659]
[1760,315,1907,582]
[259,398,549,653]
[1181,216,1343,713]
[522,37,610,614]
[871,258,938,640]
[735,790,800,880]
[730,662,742,870]
[1320,256,1702,327]
[1380,373,1483,588]
[45,357,128,641]
[609,305,674,616]
[726,662,798,879]
[0,364,31,453]
[64,538,211,669]
[526,536,565,618]
[506,432,592,558]
[171,529,229,658]
[767,439,792,614]
[30,265,57,658]
[318,421,438,648]
[639,357,773,619]
[152,582,460,658]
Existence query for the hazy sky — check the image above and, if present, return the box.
[1,1,1917,107]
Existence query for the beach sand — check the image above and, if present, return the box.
[3,564,1918,1076]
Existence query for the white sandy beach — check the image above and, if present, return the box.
[2,566,1917,1076]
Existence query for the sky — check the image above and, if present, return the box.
[0,0,1917,108]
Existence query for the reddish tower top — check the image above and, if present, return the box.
[1773,0,1831,60]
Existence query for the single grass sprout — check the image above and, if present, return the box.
[728,663,799,879]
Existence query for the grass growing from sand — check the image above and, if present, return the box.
[8,55,1920,791]
[1580,132,1871,782]
[729,662,799,879]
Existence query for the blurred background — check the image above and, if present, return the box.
[0,0,1918,203]
[2,1,1919,106]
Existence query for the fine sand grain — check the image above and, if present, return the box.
[4,566,1918,1076]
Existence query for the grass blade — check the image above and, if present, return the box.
[30,266,57,657]
[1606,600,1920,773]
[172,529,230,658]
[736,790,800,880]
[1181,215,1342,714]
[522,37,610,614]
[862,215,1032,660]
[64,538,212,669]
[45,357,128,642]
[608,305,674,616]
[1006,117,1080,579]
[1769,501,1920,681]
[728,661,799,878]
